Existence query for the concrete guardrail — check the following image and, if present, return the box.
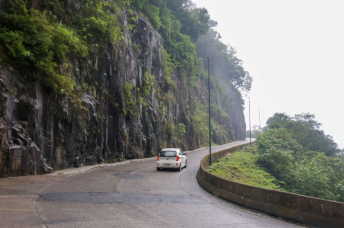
[196,143,344,228]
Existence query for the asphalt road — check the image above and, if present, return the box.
[0,140,307,228]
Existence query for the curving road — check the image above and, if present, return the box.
[1,140,307,227]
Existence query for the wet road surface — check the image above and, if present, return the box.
[1,140,307,227]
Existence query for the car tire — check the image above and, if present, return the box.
[184,160,187,168]
[178,164,182,172]
[157,167,160,171]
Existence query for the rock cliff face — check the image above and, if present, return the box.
[0,1,246,177]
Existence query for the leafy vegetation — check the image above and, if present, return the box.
[196,29,252,92]
[0,0,127,96]
[0,0,251,156]
[129,0,250,147]
[255,113,344,202]
[207,147,280,190]
[123,82,135,115]
[211,142,344,202]
[137,68,155,106]
[266,113,340,156]
[70,0,123,45]
[212,114,344,202]
[0,0,88,95]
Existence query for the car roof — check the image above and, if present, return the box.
[161,148,181,152]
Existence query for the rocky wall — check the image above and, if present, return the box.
[0,2,246,177]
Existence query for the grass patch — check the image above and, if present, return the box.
[206,146,280,190]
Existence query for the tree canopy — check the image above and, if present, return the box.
[196,29,252,92]
[266,113,340,156]
[256,114,344,201]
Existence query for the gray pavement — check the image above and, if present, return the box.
[0,140,308,228]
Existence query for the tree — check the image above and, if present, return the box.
[266,113,291,127]
[256,114,344,202]
[285,113,340,156]
[256,128,301,178]
[266,113,340,156]
[164,0,210,41]
[196,29,252,92]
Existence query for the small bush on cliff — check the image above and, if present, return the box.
[142,68,155,95]
[142,4,162,30]
[123,82,135,115]
[70,0,123,45]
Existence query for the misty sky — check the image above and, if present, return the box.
[192,0,344,148]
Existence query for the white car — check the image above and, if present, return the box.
[157,148,187,171]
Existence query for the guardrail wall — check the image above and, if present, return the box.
[196,143,344,228]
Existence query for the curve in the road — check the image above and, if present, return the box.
[36,140,304,228]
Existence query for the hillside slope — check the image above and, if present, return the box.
[0,0,248,177]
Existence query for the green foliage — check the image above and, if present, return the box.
[141,68,155,96]
[213,143,344,202]
[133,43,141,53]
[256,128,302,155]
[137,68,155,106]
[176,123,186,139]
[196,29,252,92]
[0,0,125,96]
[256,128,298,179]
[165,0,210,41]
[166,121,175,136]
[291,157,336,199]
[127,8,138,32]
[142,4,162,30]
[256,114,344,202]
[0,0,249,157]
[207,147,280,190]
[132,0,149,10]
[70,0,122,45]
[266,113,291,127]
[123,82,135,115]
[266,113,340,156]
[124,0,248,149]
[162,50,177,90]
[133,0,202,73]
[0,1,88,95]
[159,102,166,116]
[192,102,209,144]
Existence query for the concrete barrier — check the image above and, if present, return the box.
[196,143,344,228]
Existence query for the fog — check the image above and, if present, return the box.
[193,0,344,148]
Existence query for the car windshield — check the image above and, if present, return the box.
[160,151,176,157]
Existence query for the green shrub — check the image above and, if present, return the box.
[256,124,344,202]
[70,0,123,45]
[142,4,162,30]
[123,82,135,115]
[0,1,88,95]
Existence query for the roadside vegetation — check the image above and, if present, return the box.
[208,113,344,202]
[0,0,252,149]
[207,147,280,190]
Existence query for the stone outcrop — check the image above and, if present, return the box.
[0,2,246,177]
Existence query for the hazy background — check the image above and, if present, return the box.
[192,0,344,148]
